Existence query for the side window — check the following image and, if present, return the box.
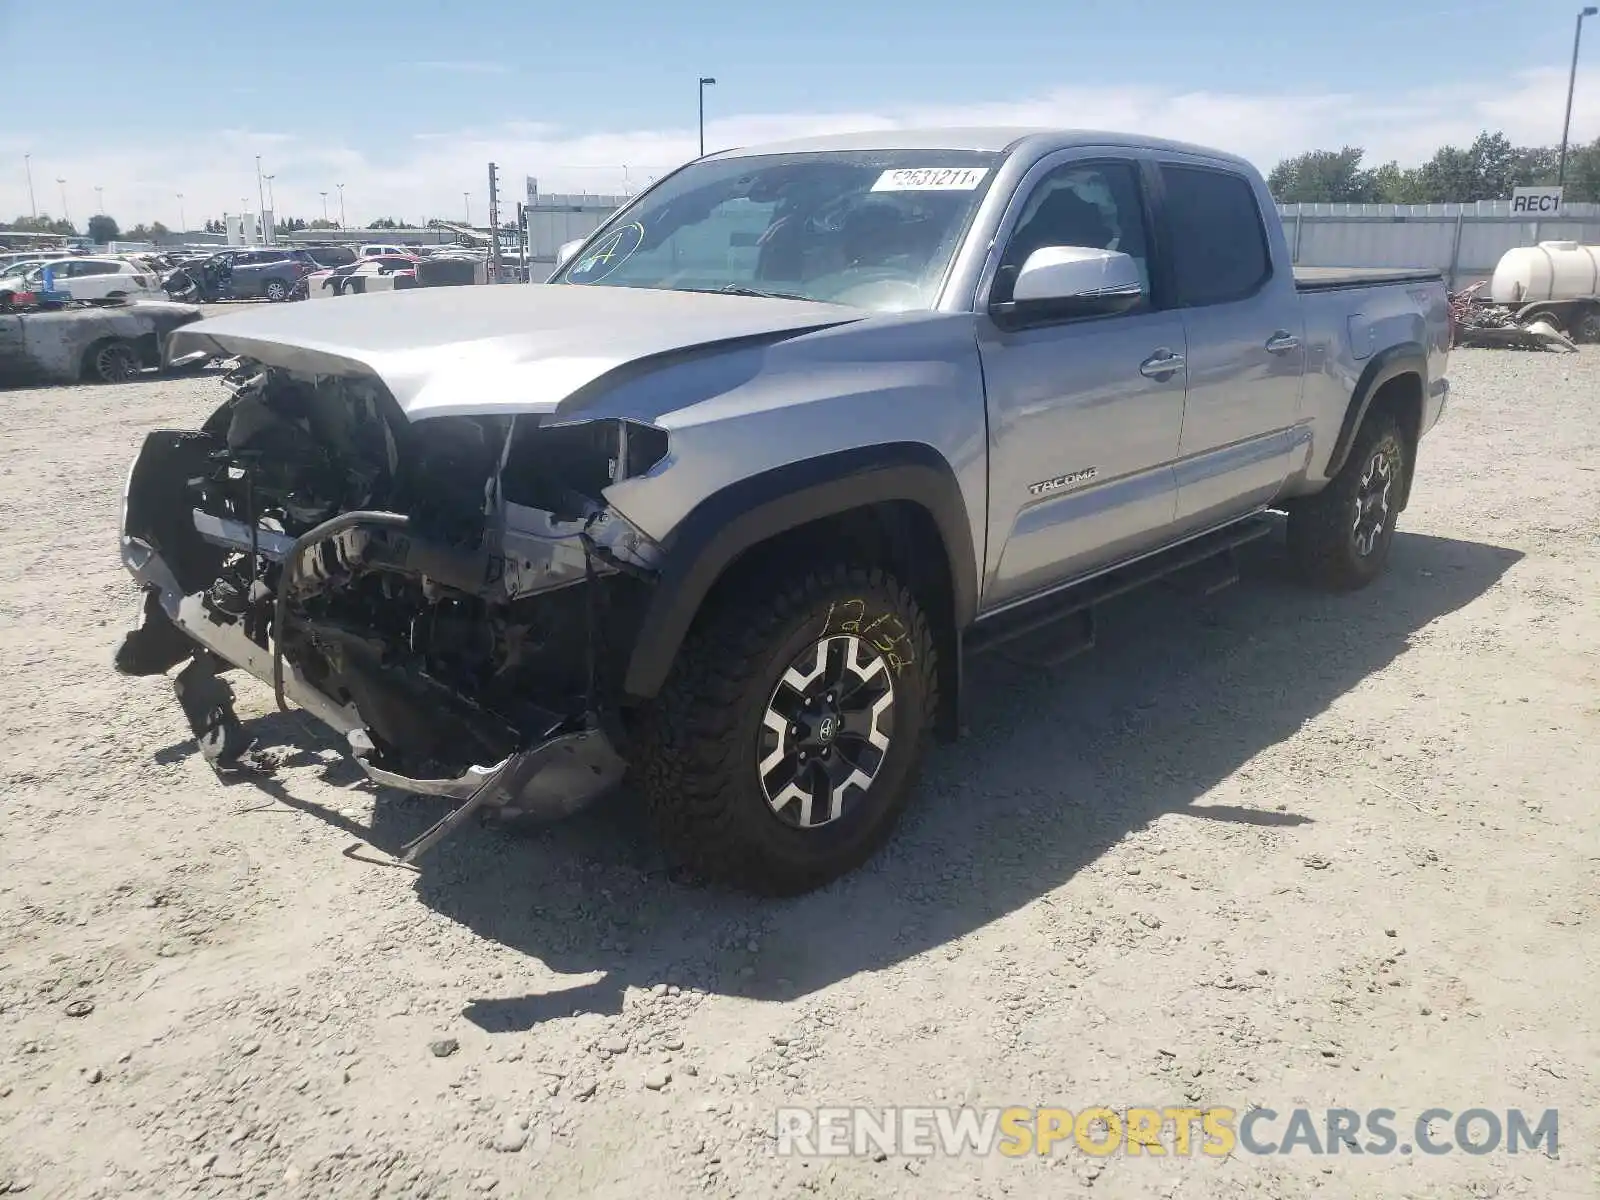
[1159,165,1270,306]
[993,160,1151,308]
[77,261,115,277]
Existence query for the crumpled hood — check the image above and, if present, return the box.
[166,283,865,421]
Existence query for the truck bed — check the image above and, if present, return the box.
[1294,266,1442,292]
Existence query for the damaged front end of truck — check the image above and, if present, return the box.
[115,359,665,859]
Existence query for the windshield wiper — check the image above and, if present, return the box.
[684,284,814,302]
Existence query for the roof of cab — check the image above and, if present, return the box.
[705,127,1252,170]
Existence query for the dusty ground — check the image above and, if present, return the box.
[1,349,1596,1200]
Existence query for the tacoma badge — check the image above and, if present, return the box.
[1028,467,1098,496]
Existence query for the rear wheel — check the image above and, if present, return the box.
[1287,411,1407,591]
[633,563,937,895]
[263,278,289,302]
[84,339,139,383]
[1573,304,1600,344]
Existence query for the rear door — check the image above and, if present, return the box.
[67,260,120,299]
[1150,158,1308,533]
[975,150,1187,611]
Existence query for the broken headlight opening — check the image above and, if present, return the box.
[116,362,666,859]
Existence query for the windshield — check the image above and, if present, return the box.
[554,149,1000,311]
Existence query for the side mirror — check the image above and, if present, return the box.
[555,238,586,269]
[995,246,1144,324]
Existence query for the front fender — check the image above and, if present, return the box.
[620,442,976,701]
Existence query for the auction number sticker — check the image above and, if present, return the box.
[870,167,989,192]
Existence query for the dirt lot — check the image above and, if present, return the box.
[1,349,1597,1200]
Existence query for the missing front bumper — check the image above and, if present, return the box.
[120,532,627,824]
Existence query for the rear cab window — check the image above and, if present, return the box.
[1158,165,1271,306]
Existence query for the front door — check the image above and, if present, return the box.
[977,154,1187,612]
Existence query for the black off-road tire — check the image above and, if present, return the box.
[632,564,938,896]
[1287,410,1408,591]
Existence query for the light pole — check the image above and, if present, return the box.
[320,191,329,223]
[698,76,717,157]
[265,175,276,211]
[177,193,186,234]
[23,153,36,218]
[1559,6,1599,186]
[94,186,104,214]
[57,178,69,227]
[336,183,345,229]
[255,156,270,243]
[464,192,471,225]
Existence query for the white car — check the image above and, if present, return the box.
[21,257,160,302]
[304,254,419,299]
[358,243,409,259]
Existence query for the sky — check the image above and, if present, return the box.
[4,0,1600,229]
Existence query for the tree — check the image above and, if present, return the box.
[308,218,338,229]
[86,214,121,244]
[1267,147,1380,204]
[1562,136,1600,204]
[275,216,308,233]
[204,218,225,234]
[1265,129,1600,204]
[367,217,399,230]
[1408,131,1517,203]
[1,214,76,234]
[124,221,171,242]
[1511,144,1560,187]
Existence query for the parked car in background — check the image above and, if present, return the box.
[0,250,71,273]
[300,244,359,269]
[0,301,208,384]
[0,259,51,286]
[11,258,160,303]
[162,249,315,303]
[120,253,170,281]
[298,253,419,299]
[358,243,411,259]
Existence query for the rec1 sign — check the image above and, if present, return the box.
[1510,186,1563,216]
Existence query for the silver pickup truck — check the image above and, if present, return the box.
[116,128,1450,893]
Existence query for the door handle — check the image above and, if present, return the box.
[1265,331,1301,354]
[1139,350,1185,379]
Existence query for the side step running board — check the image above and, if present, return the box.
[967,517,1275,659]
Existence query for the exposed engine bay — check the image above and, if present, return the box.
[117,362,666,846]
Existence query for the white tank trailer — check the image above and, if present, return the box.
[1488,241,1600,342]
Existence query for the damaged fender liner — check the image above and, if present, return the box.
[116,365,661,836]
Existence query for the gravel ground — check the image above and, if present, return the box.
[1,349,1597,1200]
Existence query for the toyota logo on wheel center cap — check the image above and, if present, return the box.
[817,715,837,743]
